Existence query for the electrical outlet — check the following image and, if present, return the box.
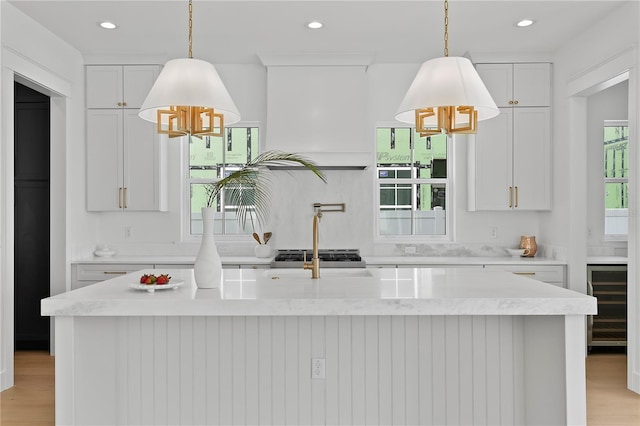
[124,226,132,239]
[311,358,325,379]
[489,227,498,239]
[404,246,417,254]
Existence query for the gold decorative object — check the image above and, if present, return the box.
[519,236,537,257]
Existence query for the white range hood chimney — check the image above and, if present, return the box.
[260,54,373,169]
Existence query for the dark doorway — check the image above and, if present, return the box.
[14,82,50,350]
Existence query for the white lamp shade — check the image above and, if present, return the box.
[395,56,499,125]
[138,58,241,125]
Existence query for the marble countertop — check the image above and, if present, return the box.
[71,255,272,265]
[71,255,566,266]
[586,256,628,265]
[43,267,595,317]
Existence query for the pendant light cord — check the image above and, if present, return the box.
[188,0,193,59]
[444,0,449,57]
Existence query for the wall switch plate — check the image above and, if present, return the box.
[311,358,325,379]
[404,246,417,254]
[489,227,498,239]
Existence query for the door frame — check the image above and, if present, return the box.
[567,46,639,393]
[0,48,69,391]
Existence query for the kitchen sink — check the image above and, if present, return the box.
[263,269,373,279]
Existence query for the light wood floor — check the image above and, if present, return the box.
[1,350,639,425]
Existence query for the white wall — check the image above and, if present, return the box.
[0,1,86,389]
[545,1,638,259]
[586,80,629,253]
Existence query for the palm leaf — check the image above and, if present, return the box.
[205,150,326,230]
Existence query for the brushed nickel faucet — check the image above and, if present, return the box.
[303,203,346,279]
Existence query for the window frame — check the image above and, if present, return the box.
[373,123,454,242]
[181,122,262,243]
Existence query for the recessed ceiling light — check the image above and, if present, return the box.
[99,21,118,30]
[307,21,323,30]
[516,19,535,28]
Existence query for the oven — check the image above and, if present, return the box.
[270,249,365,268]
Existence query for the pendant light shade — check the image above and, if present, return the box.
[137,0,240,138]
[395,0,498,136]
[138,58,241,137]
[395,57,499,135]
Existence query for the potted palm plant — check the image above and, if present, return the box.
[193,150,326,289]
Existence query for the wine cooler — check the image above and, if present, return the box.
[587,264,627,347]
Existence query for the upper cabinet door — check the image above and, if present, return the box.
[86,66,123,109]
[513,63,551,107]
[476,64,513,107]
[476,63,551,107]
[122,66,160,109]
[86,65,160,109]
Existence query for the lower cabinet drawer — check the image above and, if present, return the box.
[75,264,154,281]
[72,264,153,290]
[484,265,566,286]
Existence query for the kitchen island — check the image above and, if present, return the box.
[42,268,596,426]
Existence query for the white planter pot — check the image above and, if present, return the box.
[254,244,273,258]
[194,207,223,289]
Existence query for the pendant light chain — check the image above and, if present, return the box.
[188,0,193,59]
[444,0,449,57]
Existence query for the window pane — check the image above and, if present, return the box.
[605,182,628,209]
[415,184,446,235]
[379,184,446,236]
[189,135,223,179]
[376,128,411,166]
[414,133,447,178]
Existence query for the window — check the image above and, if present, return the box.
[187,127,259,236]
[376,127,450,238]
[604,120,628,238]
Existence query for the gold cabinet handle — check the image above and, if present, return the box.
[514,100,519,105]
[104,271,127,275]
[509,186,513,208]
[123,187,128,209]
[514,272,535,276]
[515,186,519,208]
[117,102,123,107]
[118,187,122,208]
[509,100,514,105]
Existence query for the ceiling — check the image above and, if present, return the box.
[6,0,628,65]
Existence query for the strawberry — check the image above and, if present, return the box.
[156,274,171,285]
[145,275,156,285]
[140,274,149,284]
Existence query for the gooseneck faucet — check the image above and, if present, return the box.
[302,203,346,279]
[303,211,322,279]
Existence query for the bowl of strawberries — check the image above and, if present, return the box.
[131,274,182,293]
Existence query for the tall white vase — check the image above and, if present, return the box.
[194,207,223,289]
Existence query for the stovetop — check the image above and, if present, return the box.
[271,249,365,268]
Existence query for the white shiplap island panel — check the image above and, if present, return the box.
[42,268,596,426]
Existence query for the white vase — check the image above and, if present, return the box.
[194,207,222,289]
[254,244,272,258]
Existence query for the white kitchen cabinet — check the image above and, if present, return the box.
[475,63,551,107]
[86,65,160,109]
[87,109,167,211]
[468,62,551,211]
[86,65,167,211]
[71,263,154,290]
[484,264,566,287]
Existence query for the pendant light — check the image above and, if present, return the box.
[138,0,240,138]
[395,0,498,136]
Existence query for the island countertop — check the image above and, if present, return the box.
[42,267,596,317]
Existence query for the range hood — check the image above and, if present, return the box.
[261,55,372,170]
